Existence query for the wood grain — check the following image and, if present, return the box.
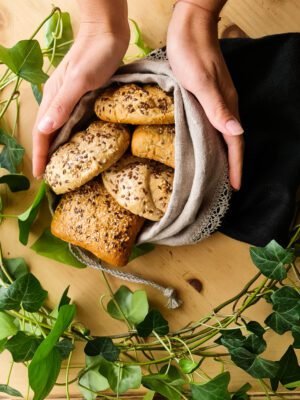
[0,0,299,398]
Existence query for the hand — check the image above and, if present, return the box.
[167,2,244,190]
[32,22,130,178]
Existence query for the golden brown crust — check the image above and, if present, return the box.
[102,155,174,221]
[44,121,130,195]
[94,84,174,125]
[131,125,175,168]
[51,179,144,267]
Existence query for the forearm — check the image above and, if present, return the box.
[77,0,129,33]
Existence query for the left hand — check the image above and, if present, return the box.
[167,1,244,190]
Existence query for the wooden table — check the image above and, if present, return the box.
[0,1,299,398]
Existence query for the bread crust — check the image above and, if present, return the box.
[44,121,130,195]
[131,125,175,168]
[102,155,174,221]
[51,179,144,267]
[94,84,174,125]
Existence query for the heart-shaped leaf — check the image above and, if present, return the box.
[0,40,48,84]
[136,309,169,337]
[1,257,29,284]
[5,331,42,362]
[84,337,119,361]
[0,272,47,312]
[0,129,24,173]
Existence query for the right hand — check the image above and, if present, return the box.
[32,22,130,178]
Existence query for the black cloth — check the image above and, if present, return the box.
[219,33,300,247]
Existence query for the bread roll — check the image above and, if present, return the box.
[131,125,175,168]
[102,155,174,221]
[51,179,144,267]
[44,121,130,194]
[94,83,174,125]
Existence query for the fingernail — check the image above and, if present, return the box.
[225,119,244,135]
[38,116,54,133]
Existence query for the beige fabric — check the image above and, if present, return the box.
[50,48,231,246]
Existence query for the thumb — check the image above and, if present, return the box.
[194,80,243,136]
[37,83,86,135]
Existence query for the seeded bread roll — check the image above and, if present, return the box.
[102,155,174,221]
[51,179,144,267]
[131,125,175,168]
[94,83,174,125]
[44,121,130,195]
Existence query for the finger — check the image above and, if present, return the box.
[223,134,244,190]
[194,79,244,137]
[32,82,87,177]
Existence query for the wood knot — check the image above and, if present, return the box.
[187,278,203,293]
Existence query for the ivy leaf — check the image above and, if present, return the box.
[84,337,119,361]
[31,83,43,105]
[129,19,153,57]
[292,326,300,348]
[18,181,47,245]
[136,309,169,337]
[0,384,22,397]
[1,257,29,284]
[58,286,71,310]
[79,369,109,400]
[0,272,48,312]
[44,12,73,67]
[31,229,86,269]
[0,129,25,173]
[5,331,42,362]
[0,40,48,84]
[55,338,74,359]
[0,174,30,192]
[231,383,251,400]
[190,372,231,400]
[98,357,142,394]
[179,358,200,374]
[129,243,155,262]
[143,391,155,400]
[246,321,265,337]
[29,304,76,400]
[142,371,183,400]
[0,311,18,340]
[250,240,295,280]
[107,286,149,325]
[0,338,7,353]
[264,287,300,334]
[270,346,300,391]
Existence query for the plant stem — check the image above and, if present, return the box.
[0,77,20,120]
[6,360,14,385]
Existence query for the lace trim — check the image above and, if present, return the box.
[192,169,232,243]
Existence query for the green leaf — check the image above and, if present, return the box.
[142,366,185,400]
[264,287,300,334]
[246,356,279,379]
[271,346,300,392]
[79,369,109,400]
[0,40,48,84]
[231,383,251,400]
[0,338,7,353]
[0,311,18,340]
[44,12,73,67]
[129,19,153,57]
[179,358,200,374]
[0,174,30,192]
[0,272,48,312]
[0,129,25,173]
[246,321,265,337]
[31,83,43,105]
[129,243,155,262]
[190,372,231,400]
[136,309,169,337]
[18,181,47,245]
[58,286,71,309]
[1,257,29,284]
[143,391,155,400]
[98,357,142,394]
[5,331,42,362]
[29,304,76,400]
[107,286,149,325]
[84,337,119,361]
[31,229,86,268]
[0,384,22,397]
[56,338,74,359]
[250,240,295,280]
[292,325,300,348]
